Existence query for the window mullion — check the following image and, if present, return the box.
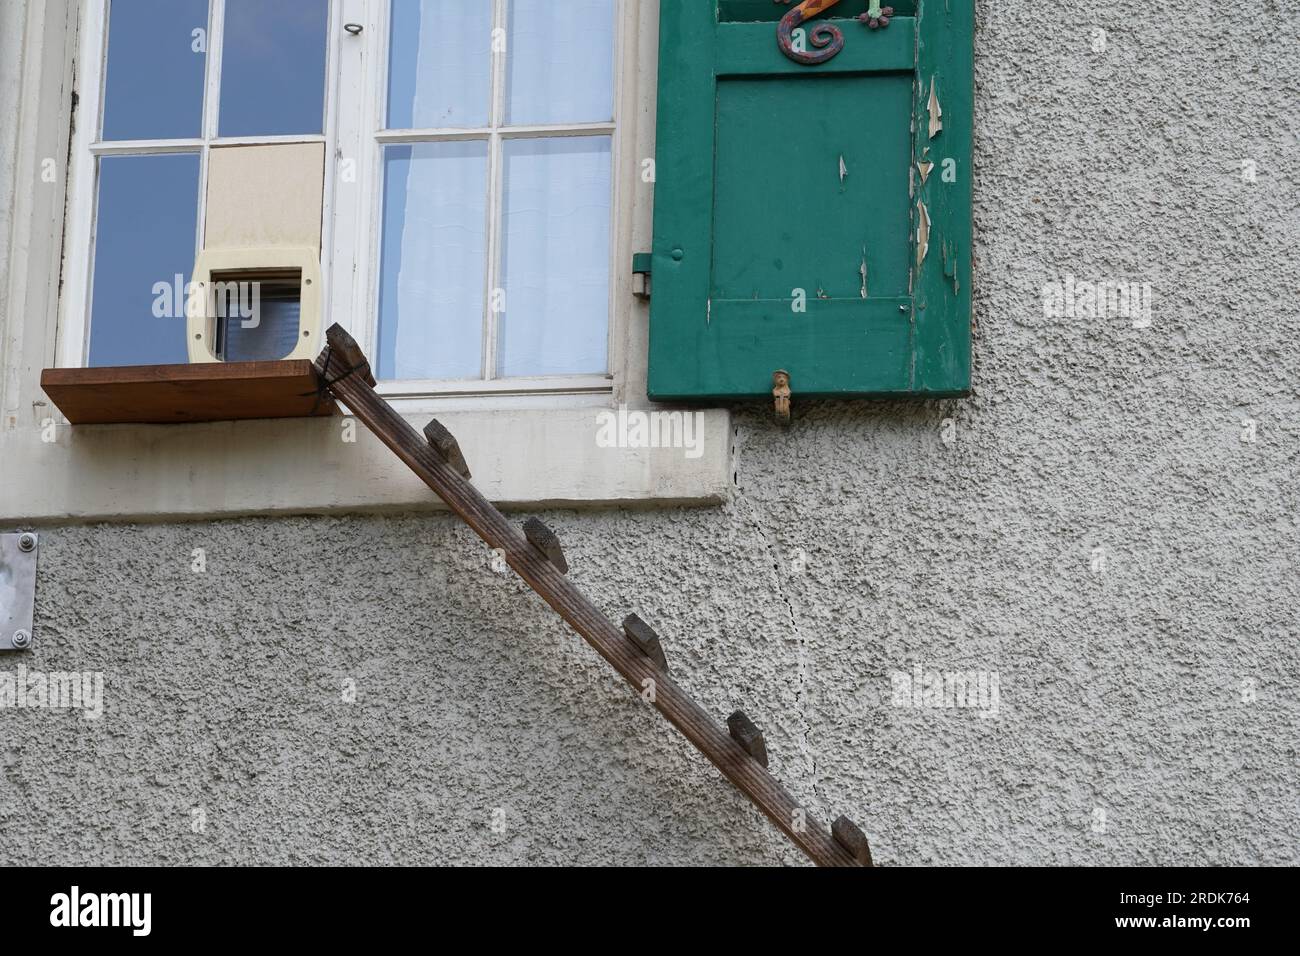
[363,0,392,366]
[483,132,503,381]
[203,0,224,141]
[197,0,225,257]
[482,0,509,381]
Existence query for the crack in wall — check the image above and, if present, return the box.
[730,423,820,809]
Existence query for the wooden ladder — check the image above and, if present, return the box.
[314,325,873,867]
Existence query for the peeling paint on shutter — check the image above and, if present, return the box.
[647,0,971,401]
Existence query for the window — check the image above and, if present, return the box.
[60,0,624,401]
[11,0,731,520]
[349,0,620,394]
[376,0,615,383]
[63,0,333,369]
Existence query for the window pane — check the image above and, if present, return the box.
[377,143,488,381]
[219,0,329,137]
[506,0,614,126]
[215,275,303,362]
[88,154,200,367]
[387,0,491,129]
[102,0,209,141]
[498,137,610,377]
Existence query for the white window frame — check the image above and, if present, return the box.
[58,0,344,370]
[58,0,639,414]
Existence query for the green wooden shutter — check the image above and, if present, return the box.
[647,0,972,401]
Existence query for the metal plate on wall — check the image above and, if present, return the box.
[0,533,38,651]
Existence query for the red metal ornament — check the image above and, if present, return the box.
[776,0,893,66]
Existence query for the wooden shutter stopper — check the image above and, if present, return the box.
[831,815,874,867]
[727,710,769,768]
[622,614,669,672]
[523,517,568,574]
[423,419,471,479]
[773,370,791,424]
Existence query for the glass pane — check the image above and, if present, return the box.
[102,0,209,141]
[506,0,614,126]
[377,142,488,380]
[387,0,491,129]
[498,137,610,377]
[88,154,200,367]
[219,0,329,137]
[215,275,303,362]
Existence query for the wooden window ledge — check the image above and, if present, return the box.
[40,361,336,425]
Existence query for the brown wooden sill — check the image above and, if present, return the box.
[40,361,337,425]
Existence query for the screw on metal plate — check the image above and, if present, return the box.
[1,532,39,652]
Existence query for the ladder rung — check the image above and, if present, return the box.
[523,517,568,574]
[831,815,874,867]
[727,710,769,768]
[423,419,472,480]
[622,613,669,672]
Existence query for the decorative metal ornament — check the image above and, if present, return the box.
[776,0,894,66]
[859,0,896,31]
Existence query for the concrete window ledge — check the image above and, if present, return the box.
[0,406,733,524]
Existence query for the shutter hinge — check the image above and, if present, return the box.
[632,253,652,299]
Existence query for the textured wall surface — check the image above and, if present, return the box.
[3,1,1298,865]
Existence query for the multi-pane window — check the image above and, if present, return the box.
[375,0,616,382]
[66,0,618,387]
[82,0,331,367]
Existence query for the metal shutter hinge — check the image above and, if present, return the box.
[632,253,653,299]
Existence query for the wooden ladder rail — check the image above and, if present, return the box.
[315,325,871,867]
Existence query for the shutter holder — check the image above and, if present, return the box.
[773,370,792,425]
